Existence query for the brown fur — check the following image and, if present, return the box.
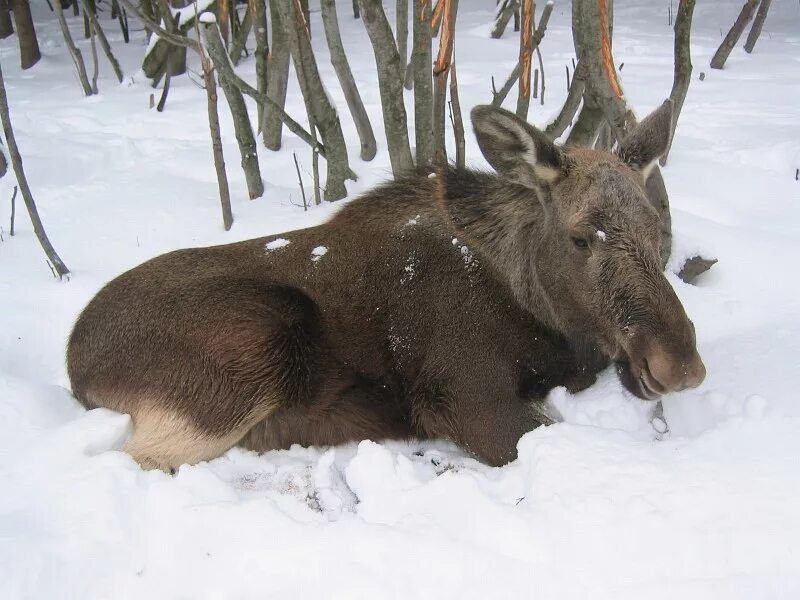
[67,103,705,470]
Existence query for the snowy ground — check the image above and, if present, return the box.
[1,1,799,598]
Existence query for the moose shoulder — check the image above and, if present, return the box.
[67,103,705,471]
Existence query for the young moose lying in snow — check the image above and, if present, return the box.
[67,103,705,471]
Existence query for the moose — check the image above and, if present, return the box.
[67,102,705,471]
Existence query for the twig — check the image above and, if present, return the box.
[293,152,307,211]
[449,61,465,169]
[535,44,545,105]
[9,184,16,236]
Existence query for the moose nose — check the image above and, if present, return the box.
[646,345,706,393]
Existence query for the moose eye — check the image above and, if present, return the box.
[572,237,589,250]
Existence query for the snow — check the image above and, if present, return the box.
[2,1,800,598]
[265,238,291,251]
[596,229,607,241]
[311,245,328,261]
[197,12,216,25]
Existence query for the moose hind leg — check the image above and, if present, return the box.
[123,403,277,472]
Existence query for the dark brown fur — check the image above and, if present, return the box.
[67,104,705,470]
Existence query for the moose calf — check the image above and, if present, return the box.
[67,103,705,470]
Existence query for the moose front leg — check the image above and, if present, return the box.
[415,376,550,467]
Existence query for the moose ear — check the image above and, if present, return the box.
[616,100,673,178]
[471,105,566,188]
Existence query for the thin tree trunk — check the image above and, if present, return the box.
[396,0,408,80]
[0,60,69,278]
[157,0,186,77]
[200,52,233,230]
[277,0,352,200]
[112,0,130,43]
[83,0,125,83]
[299,0,310,34]
[359,0,416,177]
[358,0,414,176]
[203,21,264,200]
[566,94,603,146]
[744,0,771,53]
[431,0,444,36]
[515,0,533,118]
[54,0,94,96]
[545,60,586,139]
[87,8,99,94]
[320,0,377,162]
[263,0,290,150]
[0,0,13,40]
[229,7,252,65]
[449,60,464,169]
[10,0,41,69]
[218,0,229,45]
[83,0,93,39]
[157,68,171,111]
[432,0,457,166]
[141,0,156,41]
[573,0,633,141]
[661,0,695,166]
[710,0,758,69]
[491,0,518,39]
[251,0,268,127]
[412,0,433,168]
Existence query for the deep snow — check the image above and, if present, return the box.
[1,1,799,598]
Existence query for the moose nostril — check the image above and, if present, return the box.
[645,345,706,392]
[644,344,705,393]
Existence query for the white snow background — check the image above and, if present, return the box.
[1,1,799,598]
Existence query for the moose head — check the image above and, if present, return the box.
[463,102,706,400]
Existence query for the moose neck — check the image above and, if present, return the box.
[439,168,566,337]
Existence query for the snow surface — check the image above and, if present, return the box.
[311,245,328,262]
[1,1,800,598]
[265,237,291,251]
